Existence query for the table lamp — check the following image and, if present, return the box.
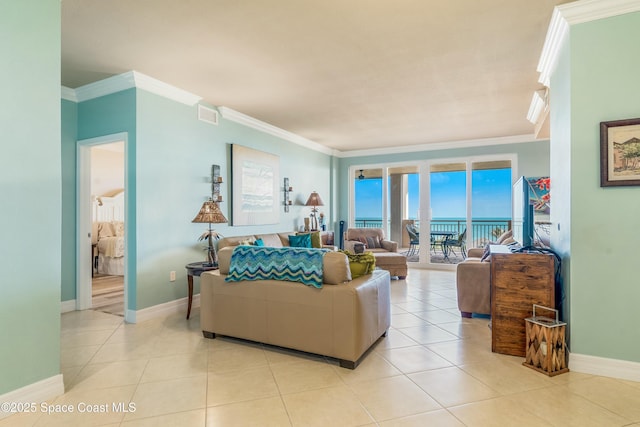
[192,198,227,266]
[305,191,324,231]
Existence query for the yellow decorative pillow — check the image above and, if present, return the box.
[339,250,376,279]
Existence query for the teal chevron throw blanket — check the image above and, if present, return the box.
[225,246,330,288]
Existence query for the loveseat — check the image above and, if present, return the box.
[343,228,407,279]
[200,246,391,369]
[343,227,398,253]
[455,230,514,317]
[455,247,490,317]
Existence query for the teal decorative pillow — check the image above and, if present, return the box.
[289,233,311,248]
[253,238,265,246]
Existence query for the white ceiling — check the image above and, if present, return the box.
[61,0,569,152]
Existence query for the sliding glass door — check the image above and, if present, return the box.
[350,155,513,269]
[422,157,513,268]
[470,160,512,249]
[427,162,468,265]
[353,168,383,228]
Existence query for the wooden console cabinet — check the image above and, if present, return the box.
[490,247,556,357]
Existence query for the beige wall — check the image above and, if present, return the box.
[91,142,124,197]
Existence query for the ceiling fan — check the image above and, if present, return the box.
[358,170,365,180]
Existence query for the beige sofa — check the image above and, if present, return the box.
[200,246,391,369]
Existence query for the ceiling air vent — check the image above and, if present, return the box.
[197,104,219,125]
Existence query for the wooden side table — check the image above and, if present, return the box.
[185,262,219,319]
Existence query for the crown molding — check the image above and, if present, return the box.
[70,71,202,105]
[63,73,540,158]
[538,0,640,86]
[219,106,335,156]
[336,134,542,158]
[61,86,77,102]
[132,72,202,105]
[527,89,548,124]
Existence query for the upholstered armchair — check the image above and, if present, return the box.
[344,228,398,253]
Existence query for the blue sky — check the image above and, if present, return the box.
[355,168,512,219]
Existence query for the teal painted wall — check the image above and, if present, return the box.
[135,90,331,309]
[64,89,138,311]
[337,140,550,224]
[63,87,332,312]
[61,99,78,301]
[558,12,640,362]
[0,0,61,394]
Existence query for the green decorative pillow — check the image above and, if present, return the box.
[339,250,376,279]
[289,233,312,248]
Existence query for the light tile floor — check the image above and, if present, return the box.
[4,268,640,426]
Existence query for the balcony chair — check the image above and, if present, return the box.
[405,224,419,256]
[444,228,467,259]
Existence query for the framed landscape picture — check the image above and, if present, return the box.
[230,144,280,225]
[600,118,640,187]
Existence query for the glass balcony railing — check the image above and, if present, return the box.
[354,218,512,248]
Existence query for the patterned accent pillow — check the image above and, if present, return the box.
[366,236,382,249]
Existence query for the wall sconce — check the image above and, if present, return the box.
[211,164,223,203]
[283,177,293,212]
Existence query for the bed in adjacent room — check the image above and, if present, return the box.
[92,190,125,276]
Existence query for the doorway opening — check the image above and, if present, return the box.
[90,142,125,315]
[77,133,129,319]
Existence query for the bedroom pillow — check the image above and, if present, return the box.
[288,233,312,248]
[112,221,125,237]
[97,222,114,238]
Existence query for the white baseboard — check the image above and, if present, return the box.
[60,295,200,325]
[570,353,640,382]
[60,299,76,313]
[0,374,64,420]
[132,294,200,324]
